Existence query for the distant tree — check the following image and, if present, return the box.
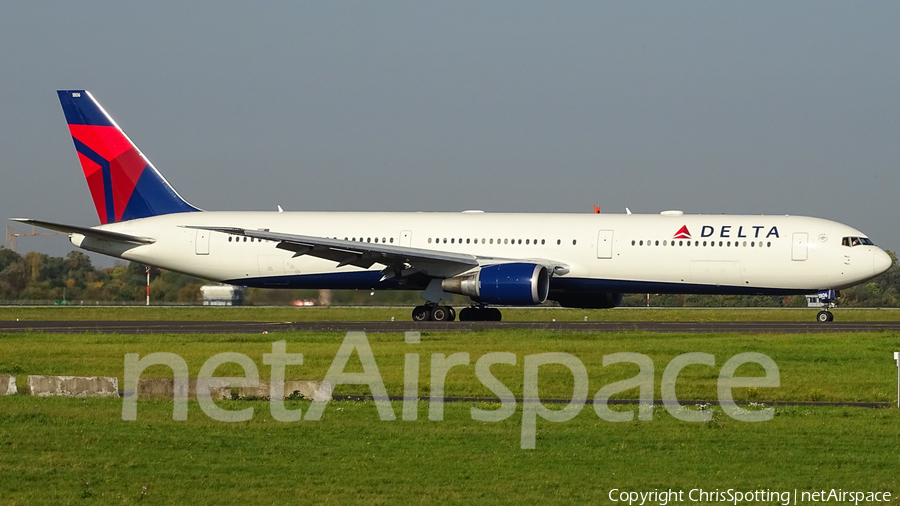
[0,248,21,272]
[0,259,28,300]
[176,284,203,303]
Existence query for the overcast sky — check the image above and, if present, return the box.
[2,2,899,264]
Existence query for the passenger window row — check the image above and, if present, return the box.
[228,233,585,247]
[631,239,772,248]
[344,237,395,244]
[427,238,578,246]
[228,236,270,243]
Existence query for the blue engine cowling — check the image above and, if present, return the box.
[441,263,550,305]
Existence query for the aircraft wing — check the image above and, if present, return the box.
[188,226,568,280]
[10,218,156,244]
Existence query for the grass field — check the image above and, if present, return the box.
[2,305,900,322]
[3,330,900,402]
[2,328,899,504]
[1,397,897,505]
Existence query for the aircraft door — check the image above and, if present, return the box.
[596,230,614,259]
[195,230,210,255]
[791,232,808,261]
[400,230,412,247]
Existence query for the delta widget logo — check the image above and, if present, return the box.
[673,226,692,239]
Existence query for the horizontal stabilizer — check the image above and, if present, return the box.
[10,218,155,245]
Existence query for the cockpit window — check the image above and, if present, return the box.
[842,236,874,247]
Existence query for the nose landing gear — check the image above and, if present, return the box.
[816,309,834,322]
[815,289,837,322]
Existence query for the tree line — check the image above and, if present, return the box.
[0,247,896,307]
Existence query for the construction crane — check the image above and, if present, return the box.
[5,225,65,252]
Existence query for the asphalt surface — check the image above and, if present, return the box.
[330,395,892,409]
[2,320,900,333]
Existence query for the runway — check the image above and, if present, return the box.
[2,320,900,334]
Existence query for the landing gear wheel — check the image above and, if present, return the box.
[458,307,473,321]
[412,305,431,322]
[816,310,833,323]
[487,308,502,322]
[448,306,456,321]
[431,305,453,322]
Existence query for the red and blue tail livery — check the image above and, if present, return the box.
[57,90,199,224]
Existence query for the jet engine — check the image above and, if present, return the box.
[442,263,550,305]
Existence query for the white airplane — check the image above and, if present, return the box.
[13,90,893,322]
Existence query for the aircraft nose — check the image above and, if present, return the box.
[873,248,893,275]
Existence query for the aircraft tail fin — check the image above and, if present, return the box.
[57,90,200,224]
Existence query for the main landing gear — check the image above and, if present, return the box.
[412,304,456,322]
[411,304,502,322]
[816,310,834,322]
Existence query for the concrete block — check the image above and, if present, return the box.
[290,380,331,401]
[27,375,118,397]
[311,381,332,401]
[130,379,328,401]
[135,378,229,400]
[1,375,15,395]
[237,380,330,401]
[234,381,269,399]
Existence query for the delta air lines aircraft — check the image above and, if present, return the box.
[13,91,893,322]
